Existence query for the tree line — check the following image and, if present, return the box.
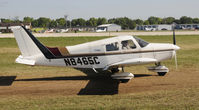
[1,16,199,29]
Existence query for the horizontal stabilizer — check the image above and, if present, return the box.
[15,55,35,65]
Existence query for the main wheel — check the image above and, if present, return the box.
[111,68,119,73]
[157,72,167,76]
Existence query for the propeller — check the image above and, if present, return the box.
[172,23,178,69]
[174,51,178,69]
[173,23,176,45]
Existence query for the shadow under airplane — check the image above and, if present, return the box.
[15,75,120,95]
[0,73,153,95]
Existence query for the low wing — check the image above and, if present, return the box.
[103,58,157,70]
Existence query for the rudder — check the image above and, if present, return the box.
[11,26,55,59]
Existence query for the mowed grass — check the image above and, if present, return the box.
[0,35,199,110]
[1,88,199,110]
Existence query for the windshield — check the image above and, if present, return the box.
[134,36,149,48]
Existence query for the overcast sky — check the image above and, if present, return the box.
[0,0,199,20]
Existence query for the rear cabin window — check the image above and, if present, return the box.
[106,42,119,51]
[121,40,136,50]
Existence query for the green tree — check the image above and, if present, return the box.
[174,19,181,24]
[162,17,175,24]
[193,18,199,24]
[124,17,136,29]
[135,19,143,25]
[37,17,51,28]
[71,19,77,26]
[77,18,86,26]
[1,18,13,23]
[97,17,107,25]
[13,16,21,23]
[56,18,66,28]
[129,20,136,29]
[49,20,57,28]
[108,18,116,24]
[86,17,98,26]
[148,16,162,25]
[71,18,86,26]
[114,17,128,29]
[180,16,192,24]
[23,17,34,23]
[143,20,149,25]
[31,20,39,27]
[112,17,136,29]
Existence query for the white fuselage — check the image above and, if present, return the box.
[11,26,180,77]
[34,42,178,69]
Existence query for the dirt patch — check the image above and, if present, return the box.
[0,67,198,96]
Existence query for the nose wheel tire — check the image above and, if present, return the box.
[157,72,167,76]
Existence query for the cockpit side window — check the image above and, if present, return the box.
[121,40,136,50]
[106,42,119,51]
[134,36,149,48]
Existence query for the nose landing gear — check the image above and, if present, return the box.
[148,62,169,76]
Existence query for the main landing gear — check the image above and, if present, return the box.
[148,62,169,76]
[111,67,134,83]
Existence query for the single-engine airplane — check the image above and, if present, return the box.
[11,26,180,83]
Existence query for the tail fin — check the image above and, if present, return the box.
[11,26,55,59]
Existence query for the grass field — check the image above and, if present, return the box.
[0,35,199,110]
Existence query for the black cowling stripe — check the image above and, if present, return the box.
[21,26,55,59]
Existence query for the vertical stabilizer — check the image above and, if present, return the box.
[11,26,41,57]
[11,26,55,59]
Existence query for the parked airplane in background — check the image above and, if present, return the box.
[11,26,180,83]
[96,27,107,32]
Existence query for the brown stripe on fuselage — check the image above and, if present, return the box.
[53,49,174,58]
[46,47,62,56]
[58,47,70,56]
